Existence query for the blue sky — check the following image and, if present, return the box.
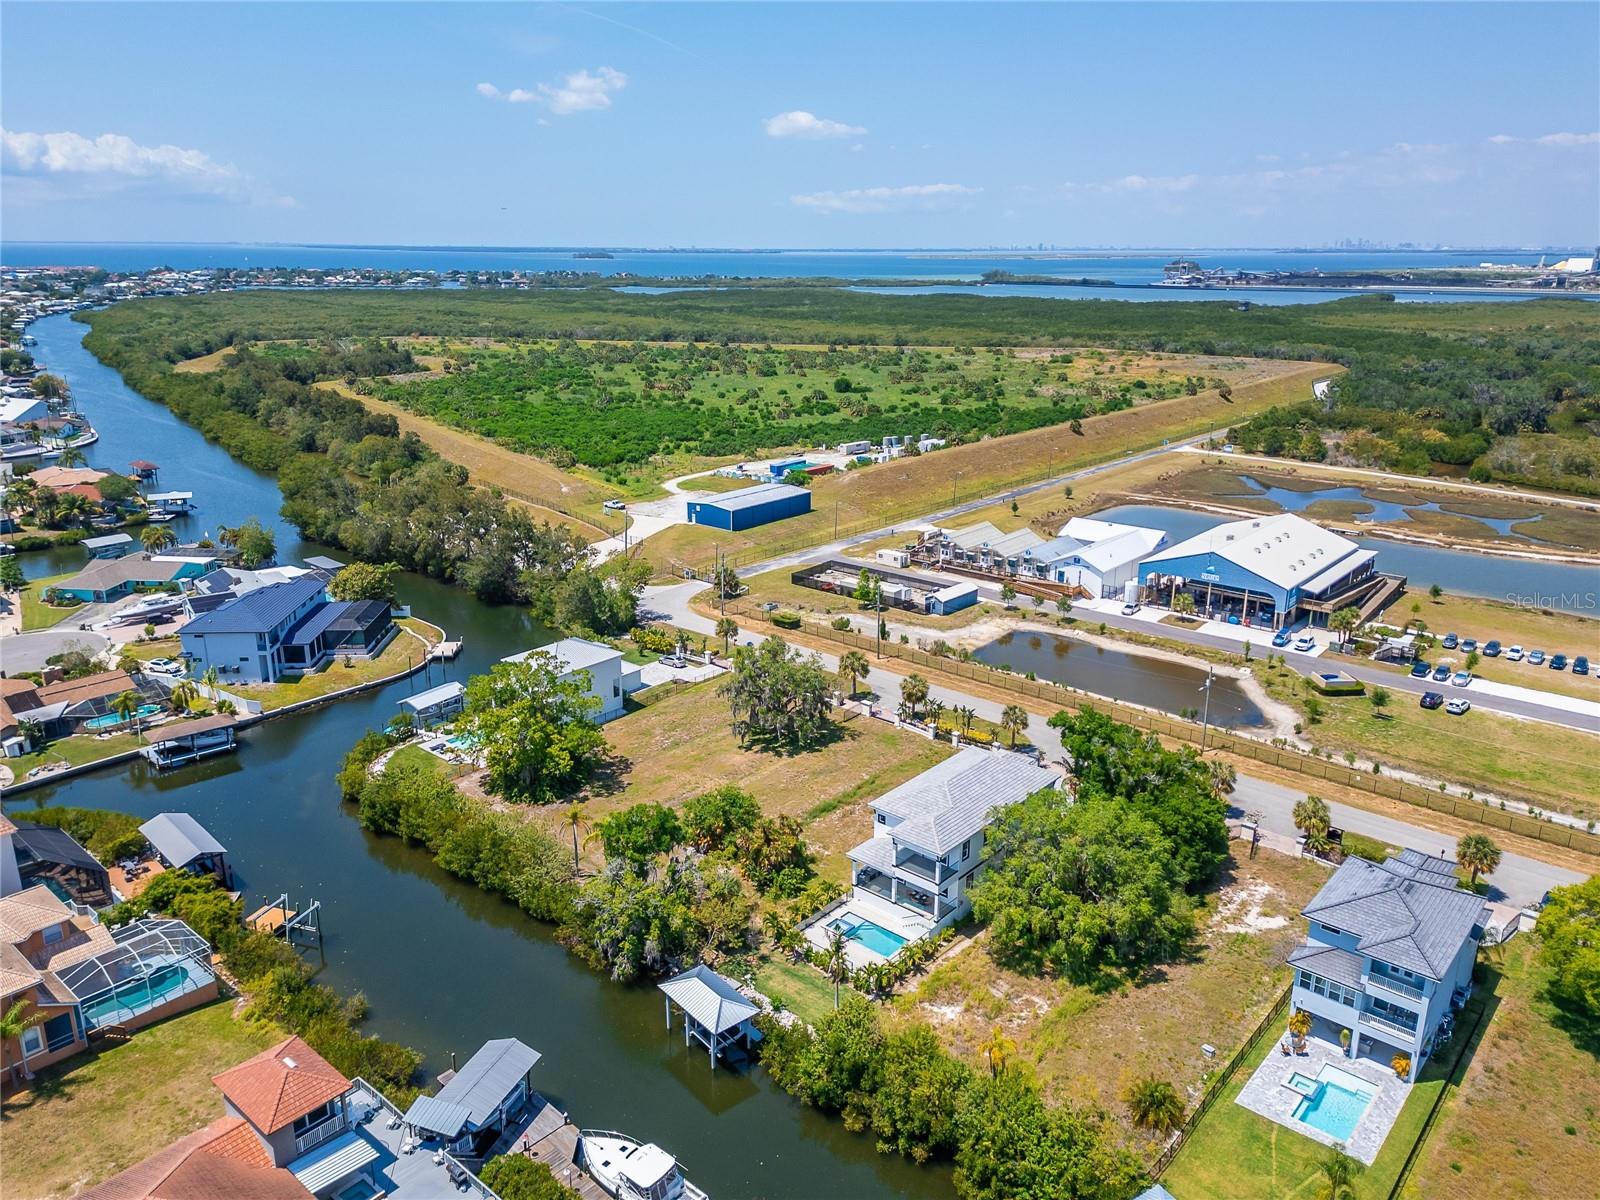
[3,2,1596,248]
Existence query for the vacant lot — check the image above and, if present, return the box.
[519,677,951,873]
[901,848,1328,1154]
[1403,937,1600,1199]
[1,1000,279,1200]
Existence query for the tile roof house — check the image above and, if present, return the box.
[1289,850,1487,1081]
[78,1115,311,1200]
[846,747,1060,935]
[0,885,116,1080]
[215,1035,354,1153]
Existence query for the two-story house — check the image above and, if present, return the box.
[501,637,643,723]
[846,747,1060,938]
[1288,849,1486,1081]
[181,577,396,685]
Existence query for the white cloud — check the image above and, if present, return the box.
[0,127,288,205]
[1486,133,1517,144]
[791,183,980,214]
[763,110,867,140]
[1535,131,1599,146]
[1061,173,1200,195]
[476,67,627,116]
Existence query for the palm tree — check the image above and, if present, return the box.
[169,681,200,713]
[978,1024,1015,1078]
[715,616,738,656]
[1123,1076,1185,1133]
[1292,795,1331,842]
[999,704,1029,747]
[55,492,92,528]
[822,928,851,1009]
[1328,606,1361,649]
[924,698,946,729]
[899,673,930,719]
[140,524,178,552]
[1171,591,1196,617]
[562,804,591,874]
[761,910,790,950]
[201,666,220,693]
[837,649,871,698]
[1,998,46,1084]
[1315,1145,1364,1200]
[775,925,806,962]
[1456,834,1501,888]
[955,705,977,732]
[56,446,86,468]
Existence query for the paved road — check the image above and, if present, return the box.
[3,622,113,672]
[646,582,1590,907]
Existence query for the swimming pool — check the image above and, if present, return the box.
[1294,1066,1376,1141]
[80,960,207,1028]
[827,913,909,958]
[84,703,162,730]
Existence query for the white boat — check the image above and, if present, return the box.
[578,1129,708,1200]
[145,511,177,523]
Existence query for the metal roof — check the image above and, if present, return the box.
[283,600,349,646]
[81,533,134,549]
[1141,513,1364,592]
[1301,548,1377,597]
[140,812,226,867]
[503,636,621,675]
[146,715,238,745]
[431,1038,541,1128]
[872,747,1059,855]
[1302,855,1487,980]
[658,965,760,1036]
[303,555,345,572]
[402,1094,473,1140]
[181,576,326,636]
[694,481,810,512]
[399,681,465,712]
[289,1129,382,1193]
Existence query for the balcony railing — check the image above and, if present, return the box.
[293,1113,348,1157]
[1359,1008,1419,1041]
[894,850,941,882]
[1365,969,1426,1001]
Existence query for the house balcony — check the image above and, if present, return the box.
[853,868,945,923]
[1358,1007,1419,1044]
[1364,968,1427,1003]
[293,1111,349,1157]
[893,848,941,883]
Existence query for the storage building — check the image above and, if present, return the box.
[686,482,812,531]
[926,582,979,615]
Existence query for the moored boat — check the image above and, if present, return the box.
[578,1129,708,1200]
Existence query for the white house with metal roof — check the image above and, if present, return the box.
[501,637,642,722]
[846,747,1060,935]
[1289,849,1487,1081]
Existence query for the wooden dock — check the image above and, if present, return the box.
[504,1101,609,1200]
[430,639,463,660]
[246,903,291,934]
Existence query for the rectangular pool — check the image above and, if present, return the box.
[1293,1066,1376,1141]
[827,913,909,958]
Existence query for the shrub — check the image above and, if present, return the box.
[19,805,148,863]
[630,625,679,654]
[771,610,802,630]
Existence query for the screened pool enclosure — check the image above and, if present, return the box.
[57,919,216,1030]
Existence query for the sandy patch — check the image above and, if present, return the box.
[1211,879,1290,935]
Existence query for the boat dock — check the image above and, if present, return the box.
[246,892,324,948]
[430,638,463,660]
[496,1098,609,1200]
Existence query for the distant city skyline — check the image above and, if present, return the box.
[3,2,1596,248]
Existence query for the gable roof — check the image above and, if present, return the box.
[1302,854,1487,980]
[431,1037,541,1128]
[504,636,621,675]
[54,555,187,594]
[1140,512,1363,591]
[77,1116,309,1200]
[696,481,810,512]
[659,964,760,1036]
[140,812,226,868]
[213,1035,350,1134]
[873,747,1059,855]
[182,577,327,636]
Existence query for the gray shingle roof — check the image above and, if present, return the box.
[1302,856,1486,980]
[1288,942,1365,989]
[431,1038,541,1128]
[873,747,1059,855]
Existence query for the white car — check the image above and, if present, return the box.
[1121,602,1141,616]
[1506,645,1524,662]
[1446,698,1471,715]
[144,658,185,676]
[1293,635,1317,652]
[602,499,627,511]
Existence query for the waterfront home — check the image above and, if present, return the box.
[397,680,466,728]
[830,748,1060,956]
[502,637,642,723]
[49,551,217,604]
[33,668,160,734]
[0,393,51,427]
[659,965,762,1069]
[180,576,396,685]
[139,811,234,886]
[1288,849,1486,1082]
[2,819,113,907]
[77,1115,313,1200]
[0,884,217,1085]
[28,464,109,492]
[1138,512,1397,630]
[402,1037,542,1158]
[0,677,50,753]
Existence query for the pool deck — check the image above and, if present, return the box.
[802,888,934,969]
[1234,1033,1409,1164]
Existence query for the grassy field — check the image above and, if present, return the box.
[223,619,439,711]
[900,849,1328,1153]
[1402,937,1599,1198]
[751,956,861,1028]
[20,570,83,631]
[6,729,145,776]
[527,676,951,872]
[0,1000,280,1200]
[1252,656,1600,819]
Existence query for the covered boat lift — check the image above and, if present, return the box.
[658,965,762,1069]
[139,811,233,886]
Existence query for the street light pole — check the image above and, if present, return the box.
[875,585,883,660]
[1199,664,1214,752]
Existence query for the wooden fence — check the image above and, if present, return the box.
[721,601,1600,859]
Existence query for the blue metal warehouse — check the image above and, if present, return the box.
[686,482,813,531]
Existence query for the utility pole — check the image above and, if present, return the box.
[875,584,883,660]
[1199,664,1214,752]
[834,502,839,539]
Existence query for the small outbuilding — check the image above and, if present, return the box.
[686,482,812,531]
[398,680,466,728]
[658,964,762,1069]
[925,581,979,615]
[139,811,233,886]
[402,1037,541,1156]
[82,532,135,560]
[140,714,240,770]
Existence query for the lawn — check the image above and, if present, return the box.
[6,730,145,777]
[0,1000,280,1200]
[534,676,952,871]
[750,956,861,1029]
[1253,656,1600,820]
[222,619,439,711]
[20,569,83,631]
[1402,937,1600,1198]
[899,848,1330,1155]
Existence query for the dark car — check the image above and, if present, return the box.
[1483,640,1502,657]
[1575,656,1591,676]
[1550,654,1569,671]
[1432,664,1452,682]
[1272,628,1293,648]
[1409,661,1431,678]
[1420,691,1445,710]
[1442,633,1459,650]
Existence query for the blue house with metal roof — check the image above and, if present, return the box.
[686,482,812,531]
[179,577,395,684]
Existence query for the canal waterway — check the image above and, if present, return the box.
[972,631,1265,728]
[9,313,952,1200]
[1094,504,1599,617]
